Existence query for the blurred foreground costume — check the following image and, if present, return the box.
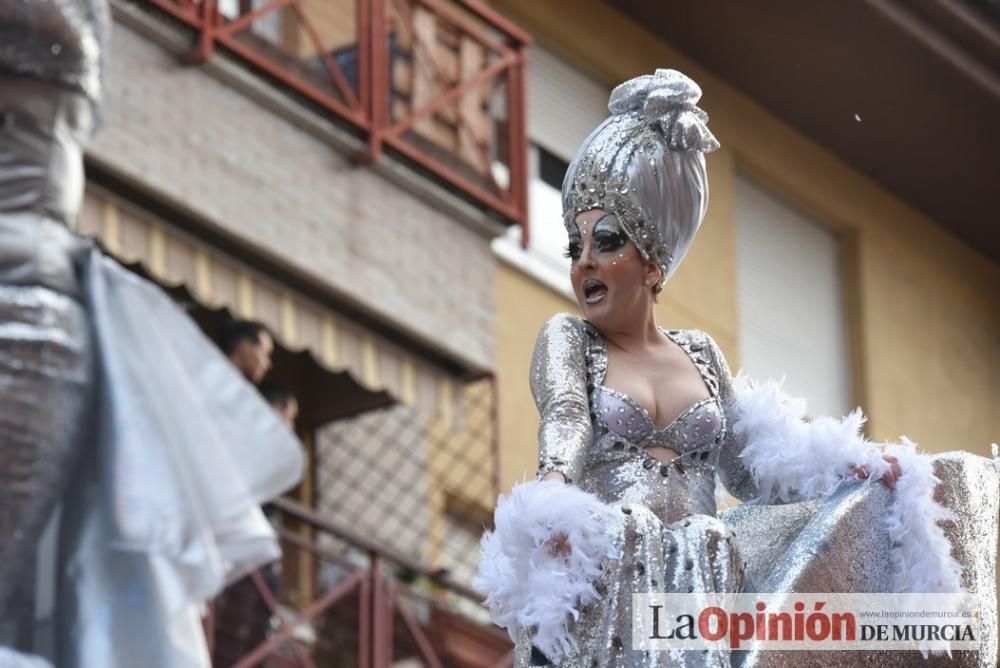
[0,2,303,666]
[476,70,999,667]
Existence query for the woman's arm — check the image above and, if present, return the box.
[706,332,897,503]
[706,335,761,501]
[475,316,611,660]
[530,313,593,485]
[702,333,964,600]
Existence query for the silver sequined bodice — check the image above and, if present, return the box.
[579,326,728,524]
[530,313,758,518]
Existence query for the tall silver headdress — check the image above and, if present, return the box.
[562,69,720,289]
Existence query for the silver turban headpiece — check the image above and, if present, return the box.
[562,69,720,289]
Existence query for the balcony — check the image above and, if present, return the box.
[143,0,531,232]
[206,497,513,668]
[198,375,510,666]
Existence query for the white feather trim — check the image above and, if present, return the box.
[881,439,963,595]
[730,375,964,600]
[730,374,889,503]
[474,479,619,663]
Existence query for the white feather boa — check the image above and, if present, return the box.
[474,479,619,663]
[730,374,964,597]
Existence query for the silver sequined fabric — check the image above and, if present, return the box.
[724,453,999,667]
[0,0,109,107]
[0,77,94,298]
[0,285,93,646]
[525,313,999,667]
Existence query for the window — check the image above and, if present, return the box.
[525,144,571,271]
[494,47,609,292]
[734,174,852,418]
[217,0,282,42]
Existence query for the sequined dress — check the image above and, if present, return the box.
[518,313,757,667]
[512,312,1000,668]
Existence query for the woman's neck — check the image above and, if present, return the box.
[601,312,662,353]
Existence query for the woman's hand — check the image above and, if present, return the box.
[851,454,903,489]
[547,532,572,557]
[539,472,570,555]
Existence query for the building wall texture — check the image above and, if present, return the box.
[89,12,497,371]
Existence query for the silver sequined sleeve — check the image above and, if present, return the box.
[529,313,592,484]
[707,334,760,501]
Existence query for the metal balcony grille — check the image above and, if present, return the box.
[140,0,531,235]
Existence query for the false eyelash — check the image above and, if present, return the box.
[563,244,580,259]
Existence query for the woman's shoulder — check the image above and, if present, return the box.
[541,311,584,328]
[533,313,598,358]
[667,328,735,387]
[665,327,730,366]
[537,312,592,339]
[664,326,717,349]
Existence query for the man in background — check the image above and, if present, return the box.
[220,320,274,384]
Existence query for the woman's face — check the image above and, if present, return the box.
[566,209,659,329]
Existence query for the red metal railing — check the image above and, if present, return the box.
[143,0,530,235]
[205,497,514,667]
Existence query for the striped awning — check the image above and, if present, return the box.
[76,185,461,423]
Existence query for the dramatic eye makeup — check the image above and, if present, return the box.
[563,223,582,260]
[591,214,628,253]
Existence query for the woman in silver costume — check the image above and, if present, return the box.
[521,70,766,667]
[0,2,302,667]
[477,69,998,668]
